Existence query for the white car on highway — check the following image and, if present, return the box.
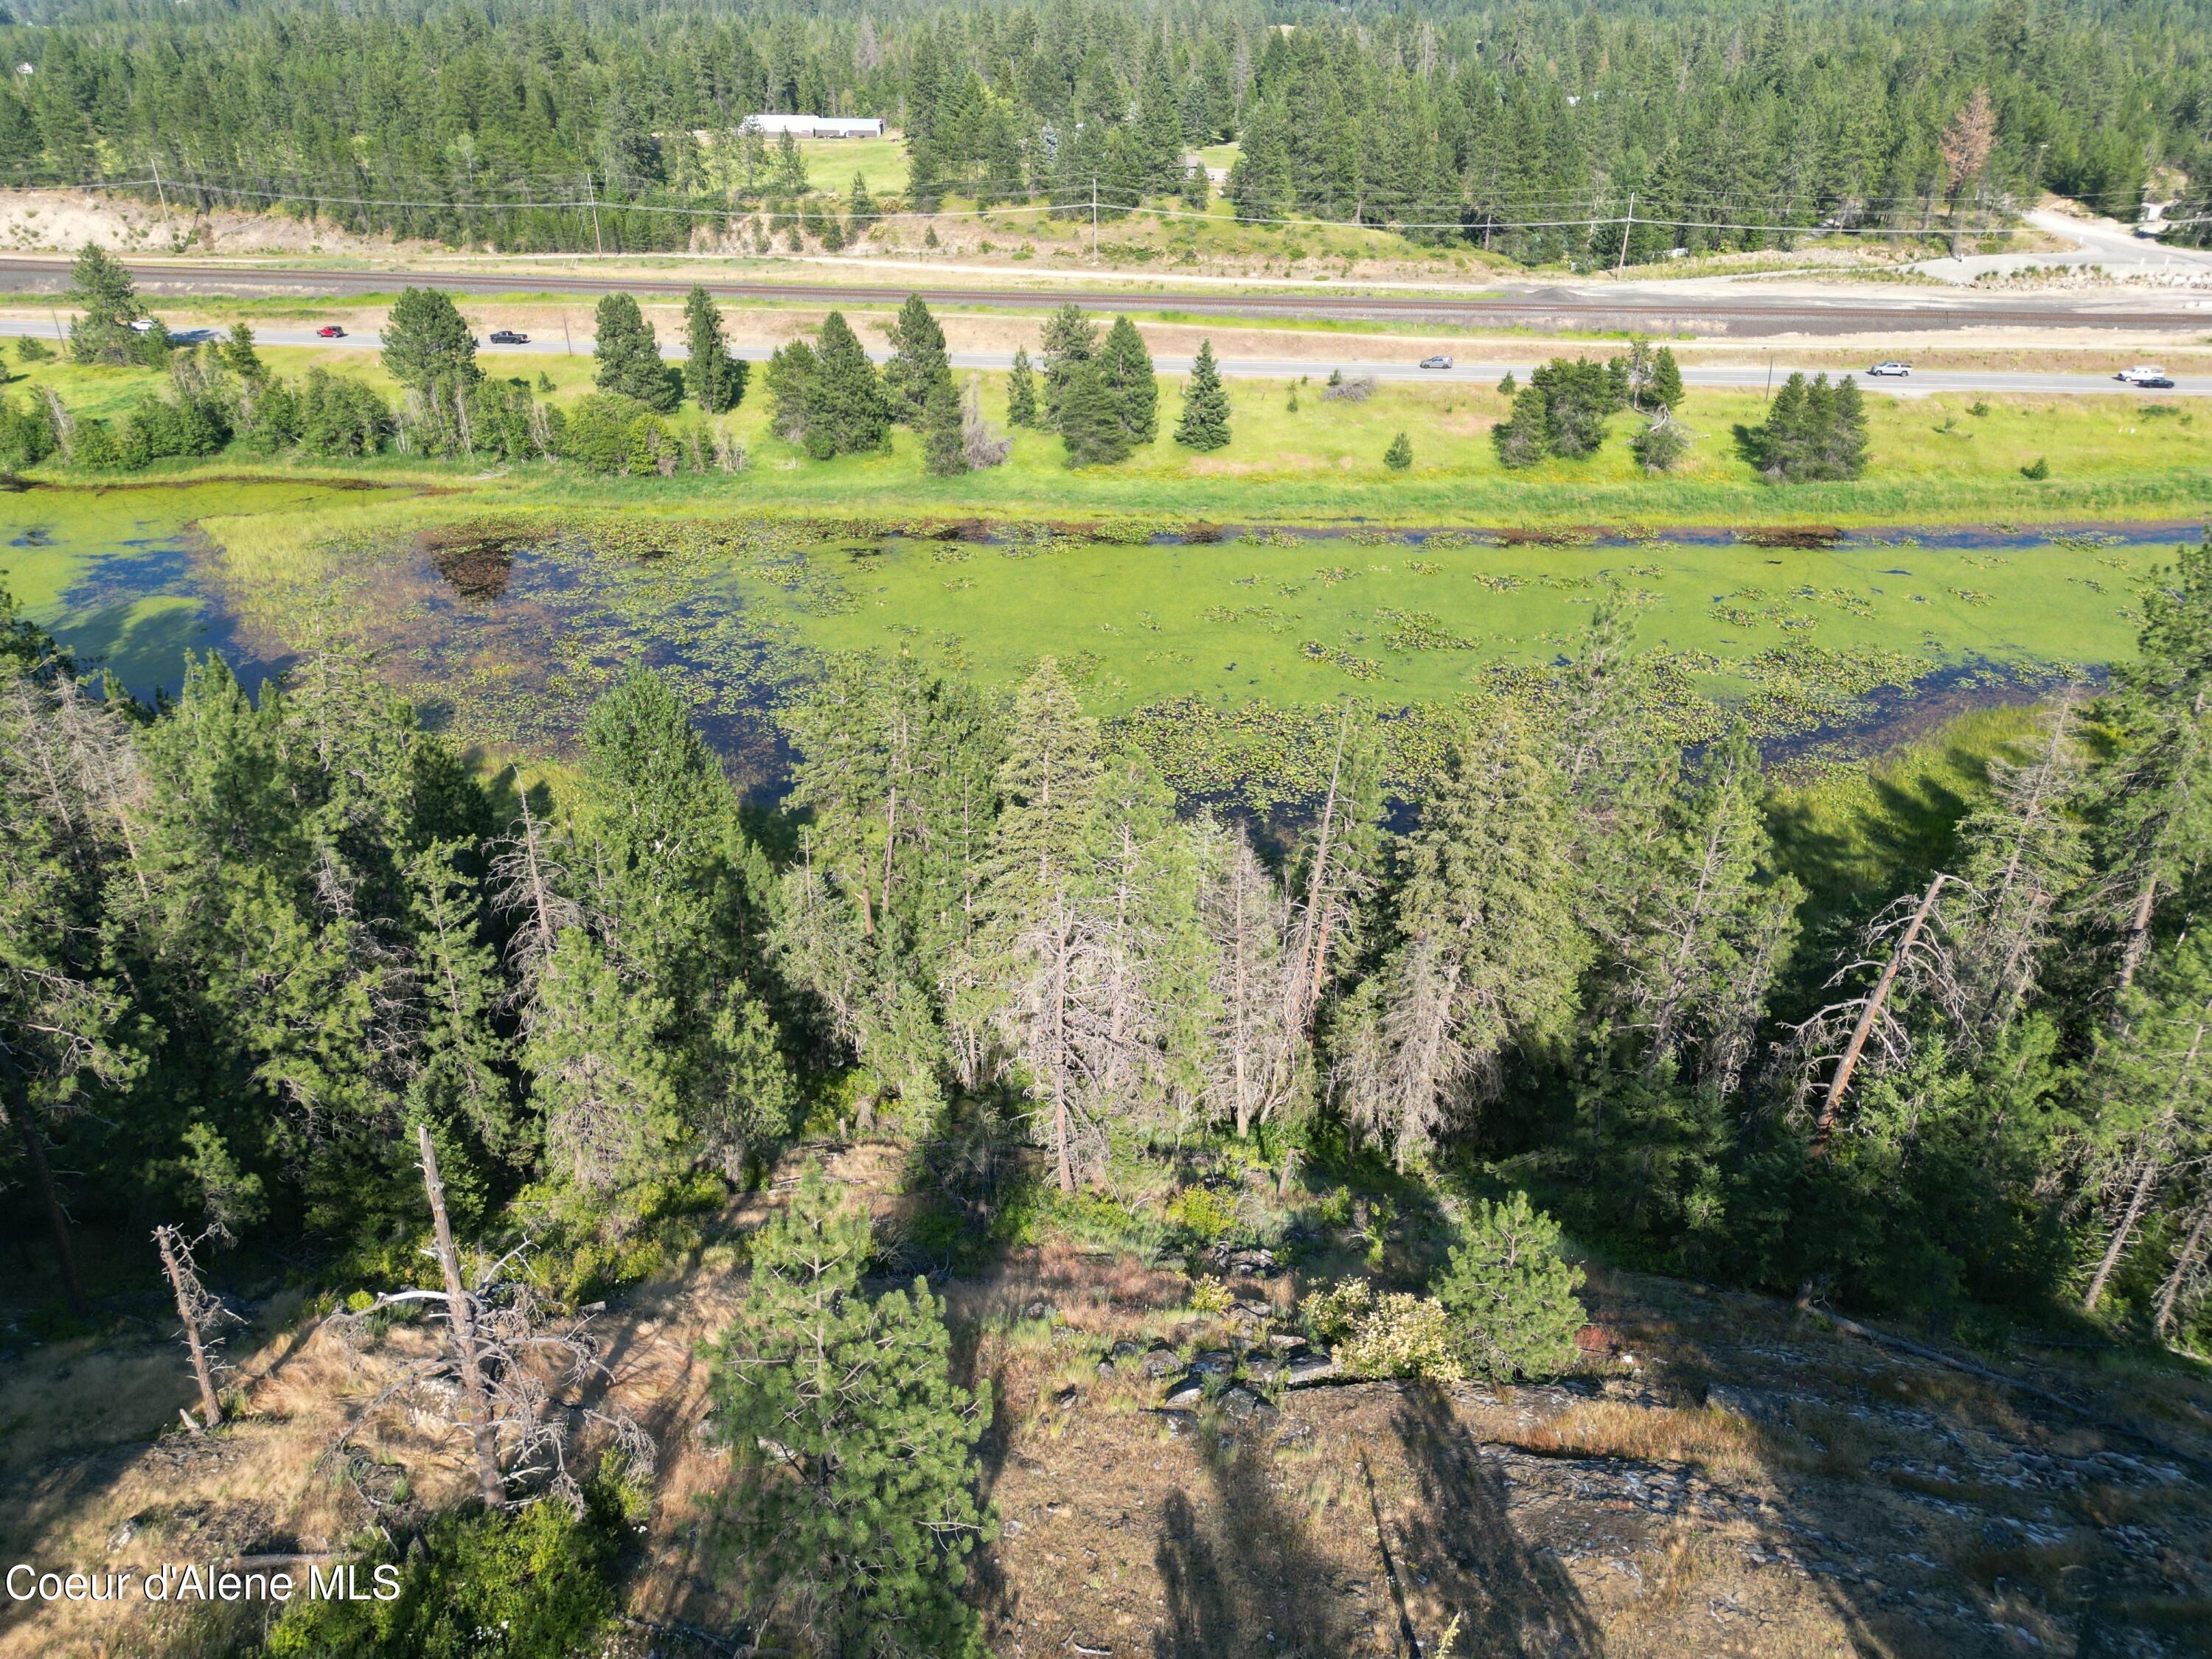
[2116,364,2168,384]
[1867,361,1912,376]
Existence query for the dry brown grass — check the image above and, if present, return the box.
[1512,1401,1767,1484]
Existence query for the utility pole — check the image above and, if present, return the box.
[149,153,172,226]
[1615,191,1635,273]
[1091,173,1099,260]
[562,313,573,356]
[583,171,604,257]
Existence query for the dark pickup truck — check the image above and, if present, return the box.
[487,329,529,345]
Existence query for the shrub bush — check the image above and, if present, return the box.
[0,393,55,469]
[1302,1279,1463,1382]
[1167,1182,1239,1244]
[560,392,655,474]
[260,1477,636,1658]
[1630,412,1691,474]
[1187,1273,1234,1315]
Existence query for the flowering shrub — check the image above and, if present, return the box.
[1301,1279,1464,1384]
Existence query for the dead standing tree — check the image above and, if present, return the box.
[1788,872,1959,1153]
[324,1124,653,1511]
[154,1224,240,1431]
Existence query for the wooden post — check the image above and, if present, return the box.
[155,1225,223,1430]
[417,1123,506,1506]
[1811,872,1946,1152]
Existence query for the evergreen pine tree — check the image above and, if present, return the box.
[883,293,952,428]
[1173,339,1231,451]
[763,339,818,443]
[593,293,678,412]
[1746,372,1810,479]
[1823,374,1870,479]
[1098,313,1158,445]
[380,287,480,396]
[1493,385,1551,468]
[1057,360,1133,466]
[681,285,745,414]
[1329,710,1588,1169]
[711,1164,992,1656]
[2079,933,2212,1311]
[1604,723,1802,1091]
[773,129,809,195]
[220,323,265,383]
[1384,431,1413,470]
[1433,1192,1587,1382]
[1006,347,1038,428]
[849,172,877,226]
[1939,695,2087,1033]
[985,658,1103,898]
[804,311,891,459]
[1227,98,1293,221]
[1039,302,1097,431]
[1650,346,1685,411]
[920,373,967,476]
[403,838,518,1159]
[65,244,143,366]
[553,669,787,1190]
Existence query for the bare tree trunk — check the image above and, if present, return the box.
[10,1105,84,1315]
[1231,861,1253,1138]
[1812,873,1946,1152]
[2117,874,2158,1001]
[2154,1192,2212,1337]
[879,782,900,921]
[1291,709,1352,1028]
[417,1123,506,1506]
[2085,1154,2161,1312]
[156,1225,223,1429]
[1050,922,1075,1195]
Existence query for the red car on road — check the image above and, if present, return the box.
[316,325,347,338]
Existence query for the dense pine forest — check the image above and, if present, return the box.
[0,0,2203,257]
[8,533,2212,1357]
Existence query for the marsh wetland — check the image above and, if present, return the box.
[2,480,2197,799]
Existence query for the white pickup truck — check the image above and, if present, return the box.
[2116,364,2169,384]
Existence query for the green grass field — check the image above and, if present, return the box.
[56,344,2179,529]
[797,134,911,196]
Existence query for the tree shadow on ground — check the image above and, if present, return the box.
[1153,1424,1374,1659]
[1386,1384,1604,1658]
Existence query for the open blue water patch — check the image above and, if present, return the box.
[51,529,293,704]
